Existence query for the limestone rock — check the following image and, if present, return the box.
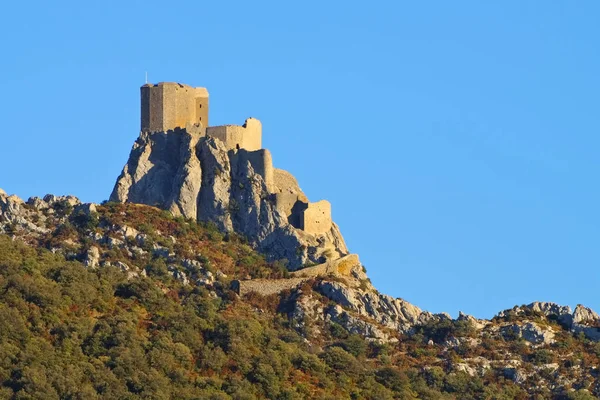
[504,367,528,384]
[110,129,348,269]
[454,363,478,377]
[167,128,203,219]
[43,194,80,208]
[501,322,555,345]
[169,266,190,286]
[84,246,101,269]
[325,304,392,341]
[316,280,433,333]
[74,203,97,216]
[573,304,599,325]
[497,302,574,328]
[27,197,49,211]
[0,192,49,235]
[528,302,573,326]
[289,291,324,334]
[571,305,600,341]
[458,311,488,330]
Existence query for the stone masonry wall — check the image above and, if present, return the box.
[206,118,262,151]
[141,82,208,132]
[233,277,309,296]
[301,200,332,235]
[232,254,360,297]
[290,254,360,278]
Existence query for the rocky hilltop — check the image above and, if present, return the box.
[2,191,600,398]
[2,83,600,397]
[110,130,346,270]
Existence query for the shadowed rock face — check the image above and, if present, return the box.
[110,129,348,269]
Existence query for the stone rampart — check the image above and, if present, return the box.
[290,254,360,278]
[206,118,262,151]
[232,277,308,296]
[230,255,360,296]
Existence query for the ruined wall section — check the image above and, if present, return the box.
[206,118,262,151]
[273,169,303,195]
[232,277,309,296]
[301,200,332,235]
[274,193,304,227]
[230,148,274,192]
[290,254,360,278]
[271,168,334,235]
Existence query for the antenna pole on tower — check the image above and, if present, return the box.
[145,72,148,84]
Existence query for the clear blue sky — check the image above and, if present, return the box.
[1,1,599,319]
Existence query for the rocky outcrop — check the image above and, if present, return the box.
[315,280,444,333]
[110,129,347,269]
[500,322,556,345]
[0,191,79,236]
[572,305,600,341]
[289,254,365,280]
[233,277,309,297]
[496,302,600,342]
[573,304,600,325]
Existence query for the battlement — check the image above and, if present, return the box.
[141,82,209,133]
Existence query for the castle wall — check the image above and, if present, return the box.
[274,193,304,227]
[141,82,208,132]
[206,118,262,151]
[273,169,302,194]
[232,255,361,296]
[301,200,332,235]
[230,148,274,192]
[248,149,273,192]
[289,254,360,278]
[233,277,309,296]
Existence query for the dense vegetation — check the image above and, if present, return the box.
[0,203,598,399]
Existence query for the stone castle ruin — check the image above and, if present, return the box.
[138,82,332,236]
[112,81,349,268]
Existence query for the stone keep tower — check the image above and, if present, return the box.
[141,82,209,132]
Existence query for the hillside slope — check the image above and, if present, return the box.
[1,191,600,399]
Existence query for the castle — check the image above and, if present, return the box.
[140,82,333,236]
